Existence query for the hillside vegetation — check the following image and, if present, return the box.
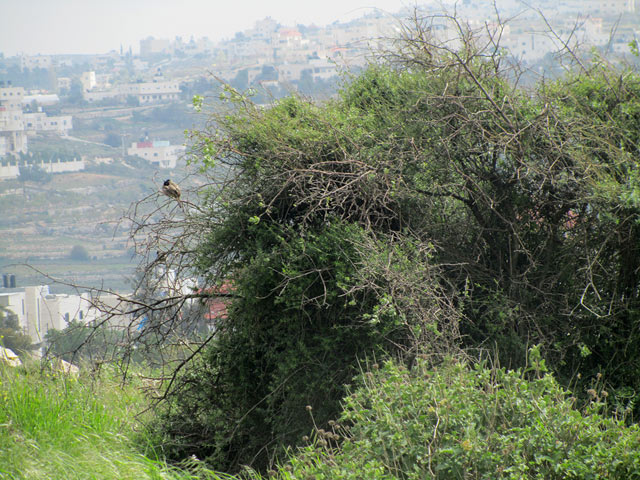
[20,17,640,479]
[0,363,233,480]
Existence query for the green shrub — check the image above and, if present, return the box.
[280,355,640,479]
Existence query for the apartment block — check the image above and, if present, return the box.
[24,112,73,135]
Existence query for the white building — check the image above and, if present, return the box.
[84,79,181,104]
[22,93,60,107]
[20,55,53,71]
[80,71,97,92]
[0,137,8,158]
[118,80,181,104]
[1,84,73,158]
[0,85,26,110]
[140,37,171,56]
[57,77,72,91]
[0,157,84,180]
[23,112,73,135]
[0,86,28,156]
[0,285,97,343]
[127,140,185,168]
[0,158,19,179]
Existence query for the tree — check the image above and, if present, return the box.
[69,245,90,261]
[66,79,85,105]
[104,132,122,148]
[18,164,52,184]
[82,12,640,475]
[0,308,34,354]
[45,320,125,364]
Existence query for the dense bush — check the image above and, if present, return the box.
[0,309,34,354]
[279,354,640,479]
[69,244,90,261]
[136,19,640,474]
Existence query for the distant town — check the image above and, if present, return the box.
[1,0,639,164]
[0,0,638,339]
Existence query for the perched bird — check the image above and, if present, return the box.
[162,179,181,200]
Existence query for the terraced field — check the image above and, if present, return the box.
[0,164,179,293]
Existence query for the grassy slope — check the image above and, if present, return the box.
[0,363,235,480]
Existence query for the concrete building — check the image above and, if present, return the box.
[22,94,60,107]
[84,79,180,104]
[127,140,185,168]
[0,156,84,180]
[581,0,636,14]
[0,85,26,110]
[20,55,53,71]
[119,80,181,104]
[80,71,97,92]
[0,84,75,159]
[57,77,72,91]
[1,285,97,343]
[0,85,28,156]
[0,158,20,179]
[140,37,171,56]
[0,290,26,331]
[24,112,73,135]
[0,108,27,155]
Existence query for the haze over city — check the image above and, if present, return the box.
[1,0,414,56]
[1,0,640,478]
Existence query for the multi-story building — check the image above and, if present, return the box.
[118,80,181,104]
[140,36,171,57]
[84,79,181,104]
[0,85,26,110]
[0,85,28,156]
[0,84,73,157]
[0,285,95,343]
[57,77,72,92]
[127,140,185,169]
[80,71,97,92]
[20,54,53,71]
[23,112,73,135]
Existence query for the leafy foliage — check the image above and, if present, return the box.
[18,164,52,184]
[45,321,124,363]
[69,245,90,261]
[139,18,640,475]
[278,356,640,479]
[0,308,34,354]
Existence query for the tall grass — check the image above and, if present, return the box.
[0,362,236,480]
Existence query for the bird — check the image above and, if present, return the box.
[162,179,181,200]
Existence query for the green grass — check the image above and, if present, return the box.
[0,362,236,480]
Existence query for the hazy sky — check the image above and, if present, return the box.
[0,0,415,56]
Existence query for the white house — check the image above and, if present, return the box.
[23,112,73,135]
[1,285,98,343]
[127,140,185,169]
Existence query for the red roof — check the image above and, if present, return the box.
[200,282,233,321]
[205,299,228,321]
